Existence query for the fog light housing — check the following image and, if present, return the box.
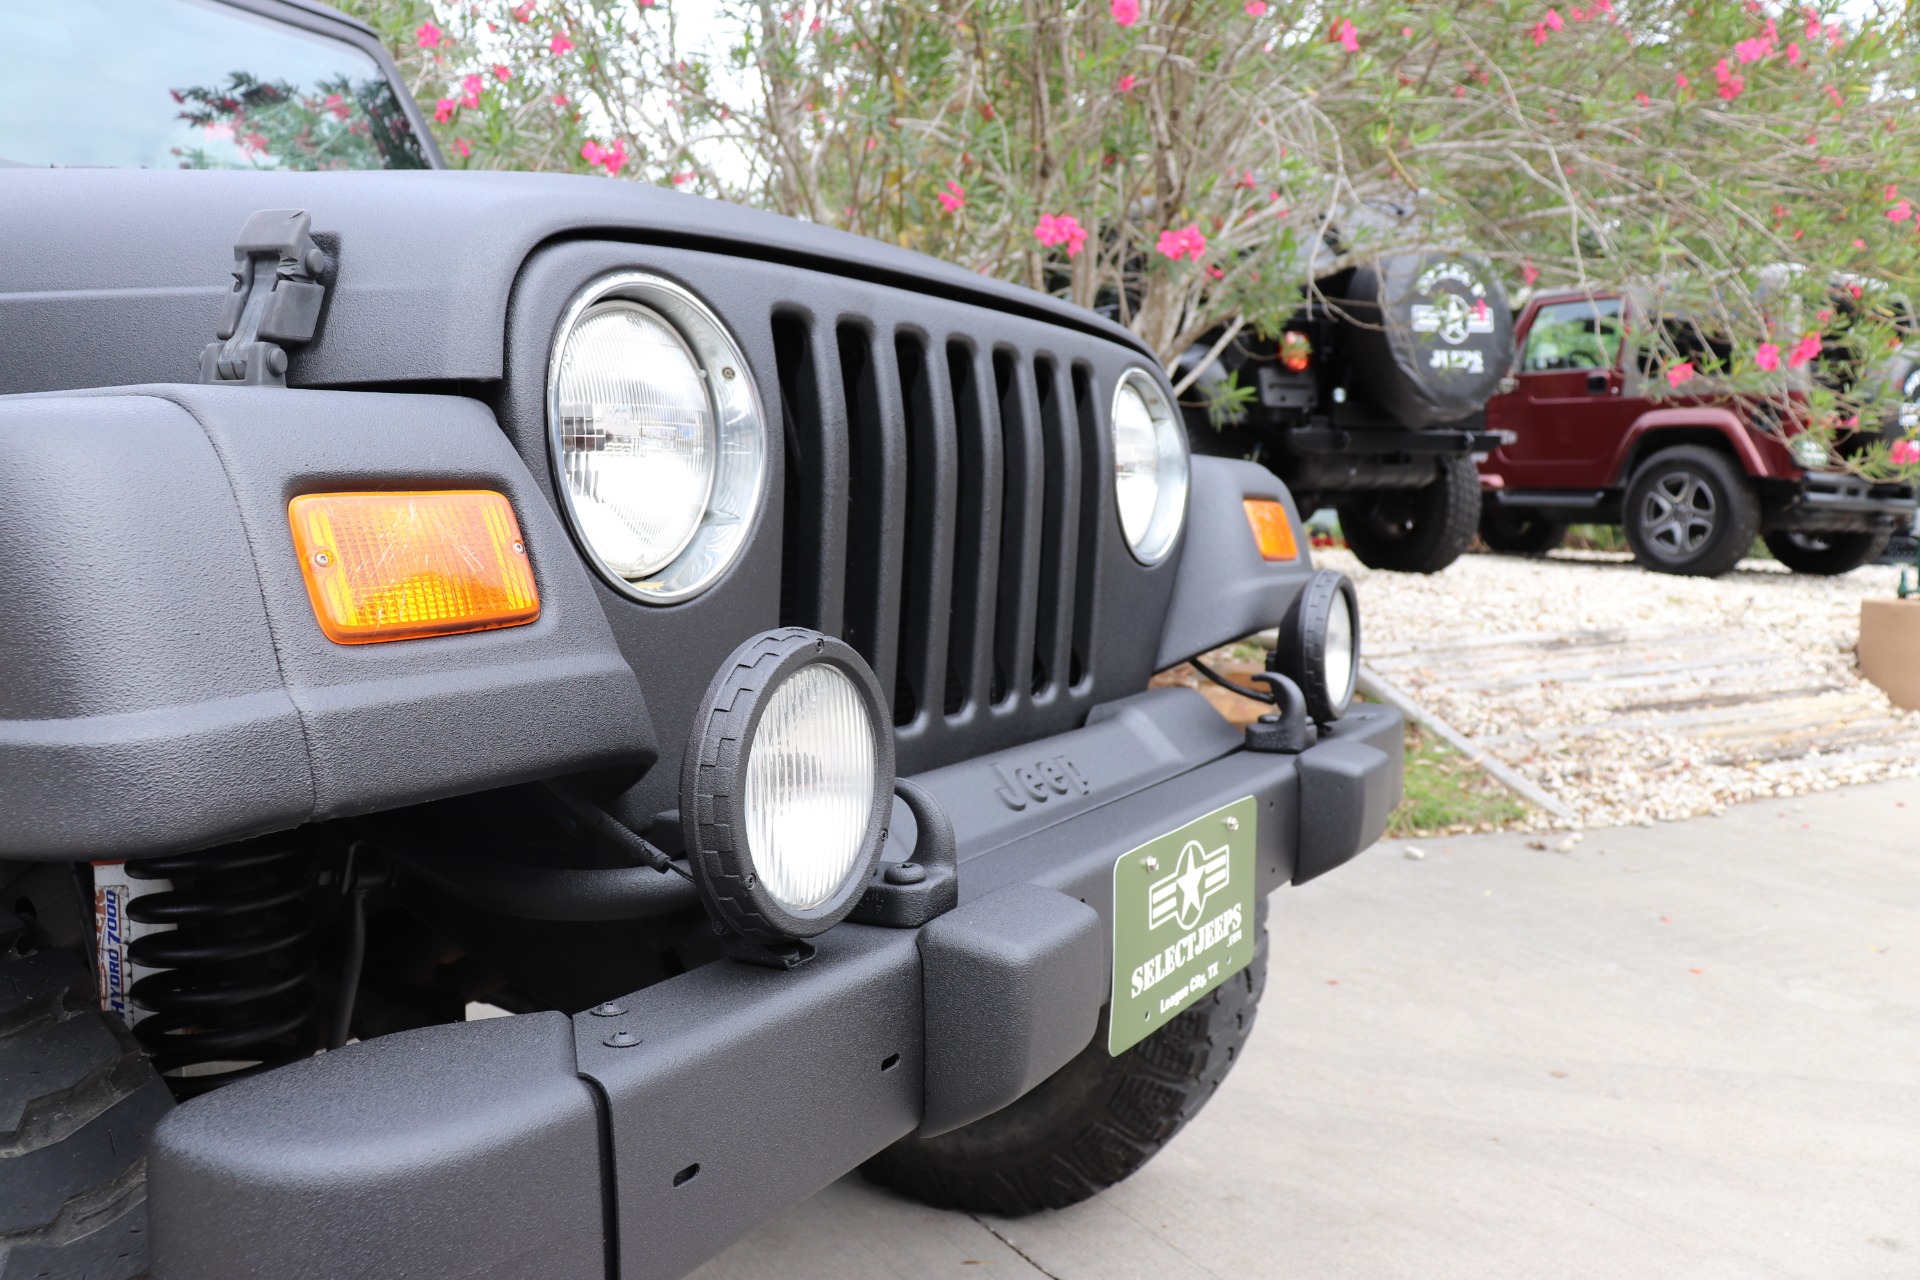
[682,629,894,942]
[1271,570,1360,723]
[1790,434,1827,470]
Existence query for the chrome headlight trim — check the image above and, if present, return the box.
[546,271,768,604]
[1110,367,1190,566]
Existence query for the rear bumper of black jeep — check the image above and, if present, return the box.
[145,689,1402,1280]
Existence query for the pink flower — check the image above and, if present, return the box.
[434,98,456,123]
[550,33,575,55]
[553,93,569,106]
[453,138,471,158]
[1110,0,1139,27]
[1033,214,1090,258]
[581,139,628,175]
[323,93,351,120]
[461,74,484,109]
[1531,23,1548,46]
[1786,40,1803,65]
[1545,8,1565,30]
[1675,71,1690,90]
[1754,342,1782,372]
[670,171,692,185]
[1787,334,1822,367]
[1117,73,1136,92]
[1245,0,1267,13]
[1852,238,1867,249]
[415,22,443,48]
[1824,84,1844,108]
[1734,36,1773,63]
[1635,90,1651,106]
[1329,17,1359,51]
[1889,201,1913,223]
[1205,264,1226,281]
[935,180,966,214]
[493,64,512,82]
[1154,223,1208,262]
[1666,361,1696,388]
[1891,439,1920,466]
[1521,261,1540,286]
[511,1,534,21]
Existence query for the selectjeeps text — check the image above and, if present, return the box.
[0,3,1403,1276]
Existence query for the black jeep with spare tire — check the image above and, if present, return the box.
[0,2,1404,1277]
[1178,250,1516,574]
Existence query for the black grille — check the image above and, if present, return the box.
[774,305,1111,774]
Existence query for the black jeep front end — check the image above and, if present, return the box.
[0,167,1401,1280]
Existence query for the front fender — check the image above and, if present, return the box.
[1154,457,1317,671]
[1612,408,1782,482]
[0,384,652,860]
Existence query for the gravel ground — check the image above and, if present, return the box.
[1322,547,1920,829]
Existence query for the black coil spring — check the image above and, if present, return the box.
[123,843,316,1095]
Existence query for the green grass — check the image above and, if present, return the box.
[1386,724,1532,838]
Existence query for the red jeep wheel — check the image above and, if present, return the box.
[1622,446,1760,578]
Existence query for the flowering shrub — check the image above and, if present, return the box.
[340,0,1920,476]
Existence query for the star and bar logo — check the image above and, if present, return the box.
[1147,838,1231,932]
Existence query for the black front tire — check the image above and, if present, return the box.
[1762,528,1893,575]
[0,915,170,1280]
[1478,509,1567,556]
[1622,445,1761,578]
[862,903,1266,1217]
[1336,454,1481,574]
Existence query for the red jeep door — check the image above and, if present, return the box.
[1488,295,1635,488]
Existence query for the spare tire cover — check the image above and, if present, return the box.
[1339,252,1514,428]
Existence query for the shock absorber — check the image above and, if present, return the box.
[111,843,318,1096]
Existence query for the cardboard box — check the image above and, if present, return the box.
[1859,598,1920,711]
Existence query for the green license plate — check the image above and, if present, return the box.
[1108,795,1258,1055]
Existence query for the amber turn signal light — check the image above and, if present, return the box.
[289,491,539,644]
[1242,499,1300,562]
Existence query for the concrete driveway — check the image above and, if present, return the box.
[692,776,1920,1280]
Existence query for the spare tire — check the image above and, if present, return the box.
[1337,252,1514,427]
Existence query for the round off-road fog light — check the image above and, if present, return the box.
[1273,570,1360,724]
[1790,434,1827,470]
[682,629,894,942]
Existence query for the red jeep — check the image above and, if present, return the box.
[1478,290,1918,576]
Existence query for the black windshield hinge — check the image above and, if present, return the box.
[200,209,329,387]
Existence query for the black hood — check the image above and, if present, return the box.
[0,168,1151,394]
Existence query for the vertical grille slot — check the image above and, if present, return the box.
[945,340,1001,717]
[1069,361,1102,689]
[836,322,907,707]
[991,348,1043,706]
[772,310,841,633]
[891,331,956,729]
[1031,356,1080,700]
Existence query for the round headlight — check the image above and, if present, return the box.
[683,629,894,943]
[1790,434,1827,470]
[1111,369,1189,565]
[548,273,766,603]
[1274,570,1360,723]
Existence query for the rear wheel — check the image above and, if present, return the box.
[1478,509,1566,556]
[0,912,169,1280]
[1762,528,1893,576]
[1622,446,1760,578]
[1337,454,1481,574]
[862,901,1267,1217]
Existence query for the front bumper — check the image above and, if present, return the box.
[148,689,1402,1280]
[1776,472,1917,532]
